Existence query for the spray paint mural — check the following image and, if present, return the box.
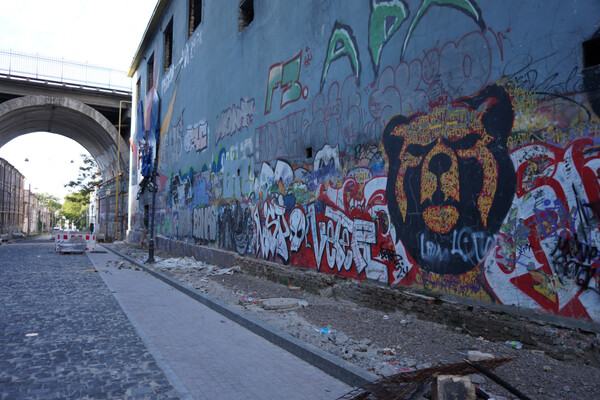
[129,0,600,323]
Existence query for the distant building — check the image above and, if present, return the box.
[0,158,24,235]
[127,1,600,323]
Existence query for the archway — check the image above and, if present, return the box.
[0,95,128,180]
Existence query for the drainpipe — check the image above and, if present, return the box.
[115,100,131,241]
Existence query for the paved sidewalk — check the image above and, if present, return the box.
[88,250,352,399]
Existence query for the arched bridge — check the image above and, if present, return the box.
[0,50,132,180]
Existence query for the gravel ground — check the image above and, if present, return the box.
[111,243,600,400]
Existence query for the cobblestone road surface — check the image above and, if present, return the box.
[0,237,179,399]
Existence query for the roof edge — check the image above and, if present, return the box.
[128,0,170,77]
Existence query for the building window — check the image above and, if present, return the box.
[188,0,202,37]
[135,78,141,102]
[147,53,154,91]
[238,0,254,33]
[164,18,173,71]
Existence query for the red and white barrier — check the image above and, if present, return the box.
[55,231,97,252]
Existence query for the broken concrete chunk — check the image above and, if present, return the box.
[467,350,495,362]
[261,298,308,310]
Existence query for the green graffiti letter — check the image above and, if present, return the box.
[320,22,361,91]
[402,0,485,58]
[264,63,283,114]
[281,51,303,108]
[368,0,409,76]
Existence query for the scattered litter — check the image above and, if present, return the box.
[505,340,523,350]
[379,347,395,356]
[382,315,390,320]
[315,328,337,335]
[25,333,38,337]
[531,349,545,356]
[288,285,301,291]
[84,269,99,273]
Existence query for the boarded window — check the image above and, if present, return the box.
[147,53,154,91]
[189,0,202,37]
[164,18,173,71]
[135,78,141,103]
[238,0,254,33]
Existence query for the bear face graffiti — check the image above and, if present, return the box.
[383,85,516,274]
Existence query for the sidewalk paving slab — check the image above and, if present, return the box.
[88,248,356,400]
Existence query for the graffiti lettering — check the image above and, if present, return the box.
[254,109,305,163]
[321,22,360,91]
[193,205,217,243]
[368,0,408,76]
[216,98,255,144]
[185,121,208,152]
[265,51,305,114]
[254,200,290,261]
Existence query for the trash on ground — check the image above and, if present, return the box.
[382,315,390,320]
[25,333,38,337]
[505,340,523,349]
[288,285,301,291]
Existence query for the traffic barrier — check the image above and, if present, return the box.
[55,231,97,252]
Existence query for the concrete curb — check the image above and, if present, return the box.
[101,244,378,388]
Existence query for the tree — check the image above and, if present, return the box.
[64,154,102,197]
[37,193,62,230]
[59,154,101,230]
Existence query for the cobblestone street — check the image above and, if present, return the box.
[0,238,178,399]
[0,237,352,399]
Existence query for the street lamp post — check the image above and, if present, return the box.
[27,183,30,236]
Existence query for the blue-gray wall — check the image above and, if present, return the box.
[129,0,600,323]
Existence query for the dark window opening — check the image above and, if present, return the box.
[135,78,141,102]
[306,147,313,159]
[189,0,202,37]
[164,18,173,71]
[238,0,254,33]
[583,36,600,68]
[147,53,154,91]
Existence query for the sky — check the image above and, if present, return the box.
[0,0,157,200]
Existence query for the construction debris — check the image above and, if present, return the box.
[336,358,517,400]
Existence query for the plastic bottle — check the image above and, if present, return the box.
[505,340,522,349]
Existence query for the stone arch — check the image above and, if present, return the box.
[0,95,128,180]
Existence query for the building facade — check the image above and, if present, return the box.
[128,0,600,323]
[0,158,24,235]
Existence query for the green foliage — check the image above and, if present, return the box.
[64,154,102,198]
[38,193,62,211]
[60,154,101,230]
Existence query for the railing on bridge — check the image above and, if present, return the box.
[0,49,131,92]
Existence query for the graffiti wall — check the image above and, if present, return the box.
[129,0,600,323]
